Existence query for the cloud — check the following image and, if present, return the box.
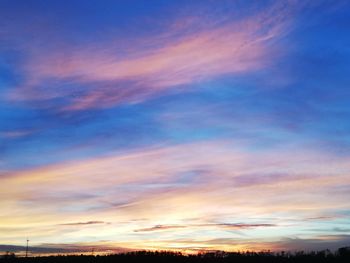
[7,1,295,111]
[1,140,349,251]
[134,223,276,232]
[214,223,276,230]
[269,235,350,252]
[0,131,32,139]
[305,216,338,221]
[1,0,350,254]
[163,235,350,253]
[59,221,108,226]
[0,243,130,256]
[134,225,186,232]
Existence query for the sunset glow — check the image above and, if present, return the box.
[1,0,350,255]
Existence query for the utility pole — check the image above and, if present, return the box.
[25,239,29,258]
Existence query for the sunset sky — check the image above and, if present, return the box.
[1,0,350,255]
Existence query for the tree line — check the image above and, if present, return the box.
[1,247,350,263]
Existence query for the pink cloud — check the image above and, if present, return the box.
[9,2,294,111]
[0,131,32,139]
[134,224,187,232]
[1,140,350,249]
[134,223,276,233]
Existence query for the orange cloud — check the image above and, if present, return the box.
[1,140,349,250]
[134,223,276,233]
[134,225,187,232]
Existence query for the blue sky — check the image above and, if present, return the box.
[0,0,350,254]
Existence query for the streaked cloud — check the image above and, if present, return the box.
[59,221,109,226]
[134,223,276,233]
[1,0,350,254]
[0,130,32,139]
[1,140,349,251]
[134,225,186,233]
[7,1,294,111]
[212,223,277,230]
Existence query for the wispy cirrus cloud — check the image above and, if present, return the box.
[1,0,350,254]
[1,140,349,250]
[134,223,276,232]
[7,1,295,111]
[59,221,109,226]
[213,223,276,230]
[0,130,33,139]
[134,224,186,232]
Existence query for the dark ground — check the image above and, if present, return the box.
[2,248,350,263]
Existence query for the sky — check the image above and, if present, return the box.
[1,0,350,255]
